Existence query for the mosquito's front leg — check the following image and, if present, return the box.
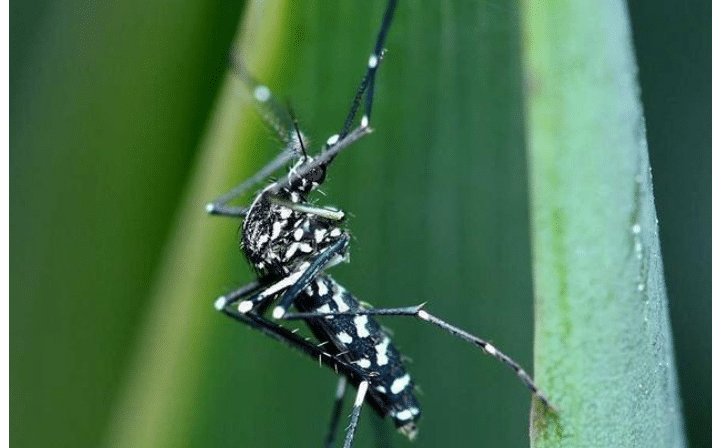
[205,149,296,218]
[269,196,346,221]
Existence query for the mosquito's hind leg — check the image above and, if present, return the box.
[283,305,555,410]
[343,381,369,448]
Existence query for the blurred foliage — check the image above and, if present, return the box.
[10,1,709,448]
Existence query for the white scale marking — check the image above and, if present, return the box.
[314,229,327,243]
[271,222,282,240]
[272,306,285,319]
[299,243,313,253]
[331,286,350,312]
[355,381,369,406]
[279,208,293,219]
[375,337,391,366]
[337,331,353,344]
[354,315,370,338]
[213,296,227,310]
[485,343,497,356]
[284,242,300,260]
[237,300,254,313]
[260,267,307,298]
[330,228,341,237]
[390,374,411,394]
[326,134,340,146]
[317,280,329,296]
[395,409,414,421]
[316,304,331,314]
[293,228,304,241]
[257,234,269,246]
[355,358,371,369]
[368,54,378,68]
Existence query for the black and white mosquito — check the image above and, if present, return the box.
[207,1,553,446]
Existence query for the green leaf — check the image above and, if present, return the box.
[522,1,686,446]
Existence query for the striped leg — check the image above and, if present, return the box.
[343,381,369,448]
[338,0,398,139]
[215,236,350,318]
[283,305,555,410]
[214,280,366,383]
[215,283,392,447]
[272,235,350,319]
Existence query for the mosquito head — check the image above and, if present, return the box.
[287,154,328,196]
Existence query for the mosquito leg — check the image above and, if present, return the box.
[214,285,368,384]
[343,381,369,448]
[339,0,398,138]
[269,196,345,221]
[205,149,296,218]
[304,0,397,179]
[214,282,393,424]
[214,236,349,319]
[284,305,555,410]
[219,265,312,314]
[213,280,264,311]
[324,377,347,448]
[271,235,350,319]
[361,0,397,123]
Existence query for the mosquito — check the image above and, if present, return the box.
[206,1,553,446]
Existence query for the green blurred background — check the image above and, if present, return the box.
[10,1,709,447]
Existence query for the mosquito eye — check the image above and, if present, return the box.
[309,167,326,183]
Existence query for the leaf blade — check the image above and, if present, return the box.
[522,1,686,446]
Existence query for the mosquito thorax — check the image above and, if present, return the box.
[241,182,346,280]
